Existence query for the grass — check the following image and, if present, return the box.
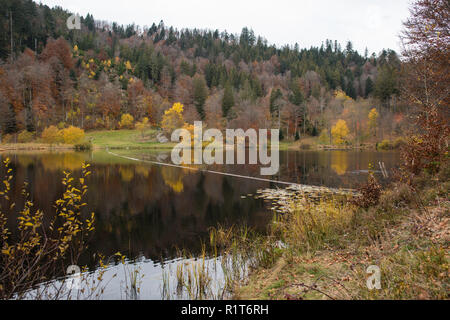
[0,128,176,152]
[86,129,176,149]
[279,137,319,151]
[280,135,408,151]
[3,129,404,152]
[279,136,374,151]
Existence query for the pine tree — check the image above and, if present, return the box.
[222,82,234,118]
[374,64,399,106]
[365,77,374,98]
[289,81,304,106]
[270,88,282,115]
[3,103,18,134]
[279,129,284,141]
[193,75,207,120]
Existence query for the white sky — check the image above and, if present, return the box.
[39,0,413,55]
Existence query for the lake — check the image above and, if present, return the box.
[0,149,400,299]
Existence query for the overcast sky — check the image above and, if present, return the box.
[39,0,412,55]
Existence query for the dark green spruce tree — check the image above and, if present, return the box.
[193,75,208,120]
[365,77,374,98]
[270,88,282,115]
[222,82,234,118]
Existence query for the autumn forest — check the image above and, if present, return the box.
[0,0,408,146]
[0,0,448,302]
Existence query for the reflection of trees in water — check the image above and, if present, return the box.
[1,150,400,265]
[161,166,185,193]
[203,174,224,203]
[331,151,349,175]
[134,165,150,178]
[40,152,88,171]
[277,150,399,188]
[1,153,270,264]
[7,152,88,172]
[83,164,270,262]
[0,153,86,229]
[119,166,134,182]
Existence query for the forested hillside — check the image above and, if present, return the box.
[0,0,407,144]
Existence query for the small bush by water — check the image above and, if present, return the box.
[74,141,93,151]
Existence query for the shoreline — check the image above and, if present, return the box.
[1,129,404,152]
[0,141,392,153]
[0,143,76,152]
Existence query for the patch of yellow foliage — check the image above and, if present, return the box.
[331,119,349,145]
[161,102,185,133]
[334,90,352,101]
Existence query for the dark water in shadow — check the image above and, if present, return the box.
[0,149,400,299]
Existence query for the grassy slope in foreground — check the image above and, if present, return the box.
[231,168,449,300]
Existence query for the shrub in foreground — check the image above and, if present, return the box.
[0,159,95,299]
[350,171,382,208]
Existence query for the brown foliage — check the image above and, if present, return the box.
[40,37,74,70]
[350,172,382,209]
[399,0,450,180]
[399,111,449,178]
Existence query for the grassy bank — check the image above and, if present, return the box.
[212,166,449,300]
[280,136,406,151]
[0,129,176,152]
[0,143,75,152]
[2,128,406,152]
[86,129,176,149]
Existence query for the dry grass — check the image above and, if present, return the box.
[231,171,449,300]
[234,202,448,300]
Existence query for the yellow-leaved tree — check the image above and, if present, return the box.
[135,117,150,137]
[62,126,85,144]
[334,90,352,102]
[161,102,184,134]
[119,113,134,129]
[319,129,330,145]
[41,125,62,144]
[368,108,379,137]
[331,119,350,145]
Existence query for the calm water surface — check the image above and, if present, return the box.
[0,149,400,299]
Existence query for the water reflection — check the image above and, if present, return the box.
[331,151,349,175]
[275,150,399,187]
[0,149,400,299]
[0,151,272,266]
